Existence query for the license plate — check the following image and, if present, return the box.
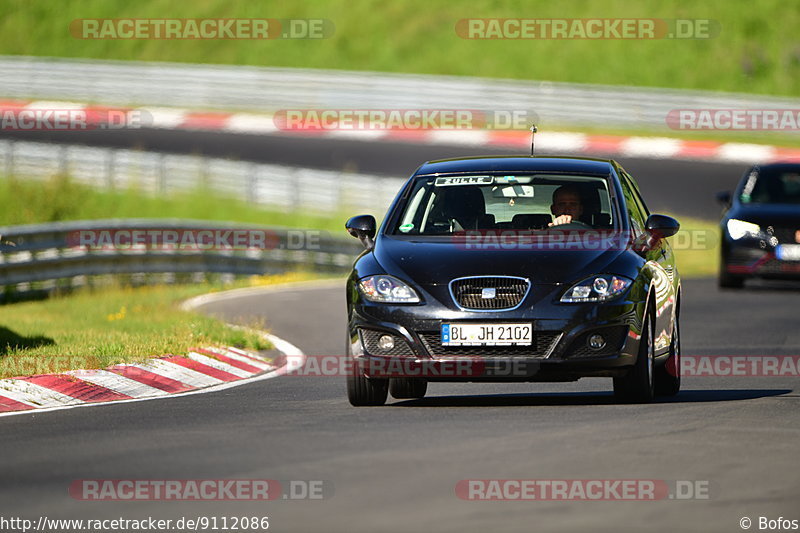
[441,323,532,346]
[776,244,800,261]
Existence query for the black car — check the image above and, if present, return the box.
[344,156,681,405]
[717,162,800,288]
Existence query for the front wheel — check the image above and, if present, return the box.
[655,317,681,396]
[718,257,744,289]
[613,309,655,403]
[346,339,388,406]
[347,363,389,406]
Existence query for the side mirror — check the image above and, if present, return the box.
[345,215,376,249]
[645,214,680,239]
[716,191,732,208]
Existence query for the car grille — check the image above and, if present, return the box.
[359,329,415,357]
[449,276,530,311]
[769,226,800,244]
[757,258,800,274]
[418,332,561,359]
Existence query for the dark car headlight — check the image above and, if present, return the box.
[357,275,421,303]
[560,275,632,303]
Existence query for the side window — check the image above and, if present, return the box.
[619,173,647,236]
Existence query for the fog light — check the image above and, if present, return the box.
[588,334,606,350]
[378,335,395,351]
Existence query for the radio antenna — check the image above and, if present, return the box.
[530,124,538,155]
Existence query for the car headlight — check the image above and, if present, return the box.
[561,275,632,303]
[357,275,421,303]
[726,219,762,240]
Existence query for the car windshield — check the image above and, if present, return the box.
[740,168,800,204]
[391,174,615,235]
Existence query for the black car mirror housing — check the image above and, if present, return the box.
[645,214,680,240]
[346,214,377,249]
[716,191,732,207]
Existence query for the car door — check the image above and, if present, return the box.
[619,169,677,354]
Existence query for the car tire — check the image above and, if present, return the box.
[655,317,681,396]
[389,378,427,399]
[345,338,388,406]
[347,363,389,406]
[613,308,655,404]
[718,259,744,289]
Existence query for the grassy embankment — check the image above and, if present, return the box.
[0,0,796,97]
[1,0,799,147]
[0,176,349,378]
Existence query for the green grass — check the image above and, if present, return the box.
[0,271,330,379]
[0,282,268,379]
[669,215,720,279]
[0,174,358,232]
[1,0,798,97]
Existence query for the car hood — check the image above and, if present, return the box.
[372,236,629,285]
[728,204,800,227]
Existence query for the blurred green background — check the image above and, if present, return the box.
[0,0,796,96]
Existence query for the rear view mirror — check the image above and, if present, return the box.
[345,215,376,249]
[645,214,680,239]
[715,191,732,208]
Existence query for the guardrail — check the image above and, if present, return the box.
[0,219,363,294]
[0,139,406,214]
[3,55,800,131]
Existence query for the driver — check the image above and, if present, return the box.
[548,185,584,227]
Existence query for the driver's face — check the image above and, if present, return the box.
[551,191,584,218]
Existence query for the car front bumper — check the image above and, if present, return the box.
[348,295,646,382]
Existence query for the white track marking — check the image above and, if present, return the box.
[621,137,683,159]
[323,130,389,141]
[536,132,588,152]
[0,335,304,418]
[65,369,169,397]
[135,359,224,388]
[0,380,81,408]
[215,349,274,371]
[179,279,343,310]
[136,106,189,128]
[25,100,86,110]
[187,351,255,378]
[426,130,490,146]
[717,143,776,163]
[226,113,279,134]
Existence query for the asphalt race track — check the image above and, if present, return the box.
[0,277,799,533]
[0,134,797,532]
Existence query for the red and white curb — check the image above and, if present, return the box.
[3,99,800,164]
[0,340,305,418]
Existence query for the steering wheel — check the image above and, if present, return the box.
[548,220,592,230]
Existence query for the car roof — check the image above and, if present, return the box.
[413,155,618,177]
[753,162,800,173]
